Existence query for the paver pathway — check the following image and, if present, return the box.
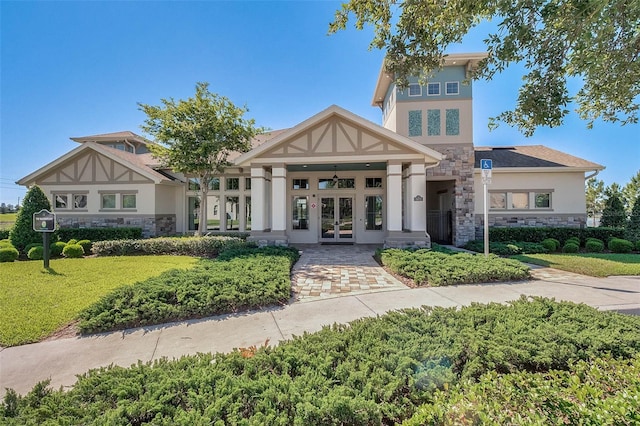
[291,244,407,300]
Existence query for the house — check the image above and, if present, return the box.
[17,53,604,246]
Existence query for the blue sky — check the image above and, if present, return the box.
[1,1,638,206]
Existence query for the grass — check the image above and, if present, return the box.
[0,213,17,230]
[0,256,197,347]
[513,253,640,277]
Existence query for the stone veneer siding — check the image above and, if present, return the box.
[474,214,587,239]
[426,144,475,246]
[56,214,176,238]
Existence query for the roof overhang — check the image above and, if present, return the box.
[371,52,488,106]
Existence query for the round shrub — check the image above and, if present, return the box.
[62,243,84,258]
[608,238,633,254]
[0,247,19,262]
[562,242,579,253]
[636,241,640,251]
[67,239,78,245]
[565,237,580,247]
[50,241,67,257]
[24,242,43,254]
[541,238,559,252]
[77,240,92,254]
[27,246,44,260]
[0,241,14,249]
[585,239,604,253]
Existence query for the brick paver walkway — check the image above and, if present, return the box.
[291,244,407,301]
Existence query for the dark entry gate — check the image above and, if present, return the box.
[427,210,452,244]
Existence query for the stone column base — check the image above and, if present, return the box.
[247,231,289,247]
[383,231,431,249]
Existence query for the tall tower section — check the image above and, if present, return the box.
[372,53,486,245]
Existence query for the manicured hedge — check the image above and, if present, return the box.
[464,240,548,255]
[56,227,142,243]
[77,246,300,334]
[378,248,530,286]
[3,298,640,424]
[0,229,9,240]
[92,236,249,257]
[489,227,626,244]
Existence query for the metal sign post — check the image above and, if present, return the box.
[33,209,56,268]
[480,159,493,257]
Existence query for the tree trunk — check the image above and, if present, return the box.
[197,182,209,237]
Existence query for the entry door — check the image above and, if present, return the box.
[320,196,354,241]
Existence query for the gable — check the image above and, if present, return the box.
[37,150,154,185]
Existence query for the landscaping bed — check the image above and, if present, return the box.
[513,253,640,277]
[377,247,530,286]
[2,298,640,424]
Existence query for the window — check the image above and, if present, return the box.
[226,196,239,230]
[427,109,441,136]
[445,109,460,136]
[408,110,422,137]
[245,178,252,190]
[101,194,116,209]
[427,82,440,95]
[318,178,355,189]
[365,196,383,230]
[535,192,551,208]
[511,192,529,209]
[73,194,87,209]
[366,177,383,188]
[122,194,136,209]
[209,178,220,191]
[490,192,506,209]
[226,177,239,191]
[245,196,252,230]
[207,195,220,230]
[188,178,200,191]
[292,196,309,230]
[55,194,68,209]
[445,81,459,95]
[292,179,309,190]
[408,83,421,96]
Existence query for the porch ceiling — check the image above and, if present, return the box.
[287,162,386,172]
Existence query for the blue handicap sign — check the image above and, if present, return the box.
[480,159,493,170]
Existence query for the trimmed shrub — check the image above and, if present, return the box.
[562,242,579,253]
[565,236,581,247]
[0,229,10,240]
[541,238,559,252]
[27,246,44,260]
[585,238,605,253]
[464,240,547,255]
[50,241,67,257]
[77,240,92,254]
[9,185,52,253]
[24,243,43,254]
[62,244,84,258]
[66,239,78,245]
[92,236,249,257]
[637,240,640,251]
[608,238,634,253]
[489,227,625,244]
[56,227,143,243]
[0,247,19,262]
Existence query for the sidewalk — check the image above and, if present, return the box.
[1,258,639,397]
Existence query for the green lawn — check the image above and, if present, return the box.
[0,256,197,346]
[513,253,640,277]
[0,212,17,230]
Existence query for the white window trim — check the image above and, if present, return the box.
[408,83,422,97]
[427,82,441,96]
[489,190,554,211]
[445,81,459,95]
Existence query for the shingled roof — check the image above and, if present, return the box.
[474,145,604,170]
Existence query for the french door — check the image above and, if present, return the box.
[320,196,354,242]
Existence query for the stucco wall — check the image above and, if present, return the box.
[41,183,157,215]
[393,99,473,146]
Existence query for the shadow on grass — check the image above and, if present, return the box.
[42,267,65,276]
[512,255,554,267]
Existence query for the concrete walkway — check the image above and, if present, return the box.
[1,246,639,397]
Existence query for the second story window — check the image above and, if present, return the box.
[408,83,422,96]
[446,81,459,95]
[427,83,440,96]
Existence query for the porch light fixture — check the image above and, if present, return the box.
[332,166,339,183]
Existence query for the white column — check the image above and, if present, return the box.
[409,162,427,232]
[251,166,266,231]
[271,165,287,232]
[386,162,403,232]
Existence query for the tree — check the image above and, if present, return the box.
[622,170,640,215]
[329,0,640,136]
[627,194,640,241]
[9,185,52,253]
[0,203,6,214]
[600,184,626,228]
[139,82,261,236]
[585,177,605,225]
